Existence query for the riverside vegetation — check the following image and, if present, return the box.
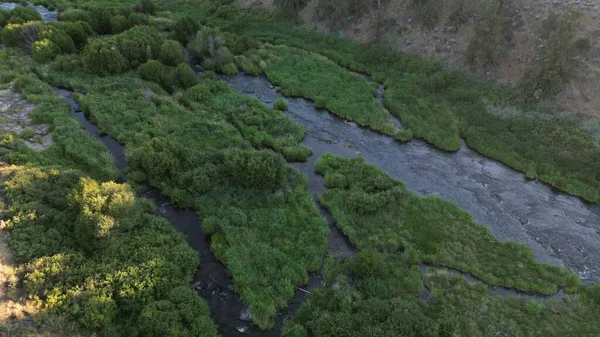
[0,0,598,336]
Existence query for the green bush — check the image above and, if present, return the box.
[171,15,199,44]
[41,25,76,54]
[128,12,149,26]
[32,38,60,63]
[172,63,199,89]
[138,287,218,337]
[53,54,80,72]
[114,25,163,68]
[519,8,581,100]
[1,23,24,47]
[138,59,174,90]
[159,39,185,66]
[49,21,92,48]
[188,28,234,72]
[7,6,41,24]
[110,14,131,34]
[58,9,90,23]
[222,62,238,75]
[395,128,414,142]
[133,0,157,15]
[273,98,288,111]
[89,7,114,35]
[223,149,286,190]
[465,1,505,67]
[82,39,128,76]
[0,11,8,28]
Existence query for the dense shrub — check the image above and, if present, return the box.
[171,15,199,44]
[133,0,157,15]
[114,25,163,68]
[188,29,234,72]
[465,1,505,67]
[8,6,41,24]
[32,38,60,62]
[58,9,90,23]
[159,39,185,66]
[222,62,237,75]
[138,287,218,337]
[0,9,8,28]
[41,25,76,54]
[82,39,128,75]
[411,0,441,29]
[172,63,199,89]
[128,12,149,26]
[89,7,114,35]
[223,149,286,190]
[1,23,24,47]
[229,34,261,55]
[519,8,581,100]
[53,54,80,72]
[110,14,131,34]
[138,60,173,88]
[49,21,93,48]
[315,0,370,29]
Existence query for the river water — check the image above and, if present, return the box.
[0,2,57,22]
[224,73,600,284]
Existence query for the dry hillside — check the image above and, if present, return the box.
[241,0,600,116]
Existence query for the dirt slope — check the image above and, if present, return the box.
[240,0,600,116]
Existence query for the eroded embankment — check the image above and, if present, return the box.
[223,72,600,284]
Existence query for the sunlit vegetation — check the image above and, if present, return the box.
[1,166,218,336]
[0,49,117,181]
[0,51,218,336]
[315,154,578,294]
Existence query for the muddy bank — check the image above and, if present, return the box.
[224,72,600,284]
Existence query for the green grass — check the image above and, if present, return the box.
[239,44,397,135]
[0,49,118,181]
[283,257,600,337]
[315,154,579,295]
[46,65,328,329]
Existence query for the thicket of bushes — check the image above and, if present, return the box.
[44,71,324,329]
[81,25,164,75]
[188,28,237,73]
[2,168,218,336]
[138,59,199,92]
